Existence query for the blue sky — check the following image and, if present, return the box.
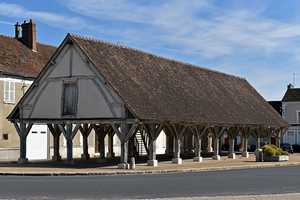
[1,0,300,100]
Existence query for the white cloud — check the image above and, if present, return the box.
[60,0,300,100]
[62,0,300,59]
[0,2,87,29]
[1,1,300,99]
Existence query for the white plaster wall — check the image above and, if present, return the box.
[21,44,125,119]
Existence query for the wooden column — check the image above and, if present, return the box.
[94,125,111,159]
[107,130,115,158]
[241,127,251,158]
[207,135,213,152]
[59,124,80,164]
[190,126,208,162]
[167,124,187,165]
[95,133,99,154]
[257,137,261,149]
[211,127,226,160]
[79,124,93,160]
[112,122,138,169]
[48,124,62,161]
[144,124,163,167]
[275,128,283,148]
[229,138,235,158]
[14,122,33,163]
[227,127,238,159]
[165,129,174,156]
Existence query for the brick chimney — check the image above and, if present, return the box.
[15,19,37,52]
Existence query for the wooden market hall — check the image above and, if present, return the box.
[8,34,288,168]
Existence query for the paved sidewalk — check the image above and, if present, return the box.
[160,193,300,200]
[0,154,300,175]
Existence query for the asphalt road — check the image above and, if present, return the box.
[0,166,300,199]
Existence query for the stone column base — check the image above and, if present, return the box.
[147,159,158,167]
[212,155,221,160]
[118,163,130,169]
[193,156,203,162]
[242,151,249,158]
[18,158,28,164]
[172,158,183,164]
[81,153,90,160]
[52,155,62,161]
[228,153,236,159]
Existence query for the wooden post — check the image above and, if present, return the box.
[166,124,187,165]
[66,124,73,163]
[275,128,282,148]
[241,127,250,158]
[228,138,235,159]
[48,124,62,161]
[227,127,238,159]
[165,129,174,156]
[207,135,213,152]
[112,122,138,169]
[14,122,33,163]
[145,124,163,167]
[211,127,226,160]
[107,130,115,158]
[257,137,261,149]
[190,126,208,162]
[59,124,80,164]
[94,125,112,159]
[79,124,93,160]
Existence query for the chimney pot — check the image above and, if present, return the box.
[14,22,21,39]
[20,19,37,52]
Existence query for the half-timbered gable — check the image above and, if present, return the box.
[13,38,125,120]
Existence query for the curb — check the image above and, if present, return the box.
[1,162,300,176]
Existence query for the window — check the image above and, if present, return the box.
[2,134,8,140]
[62,82,78,116]
[4,81,15,103]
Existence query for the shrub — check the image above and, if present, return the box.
[261,144,288,156]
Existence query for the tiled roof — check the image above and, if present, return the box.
[68,34,287,127]
[282,88,300,102]
[0,35,56,79]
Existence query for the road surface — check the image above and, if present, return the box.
[0,166,300,199]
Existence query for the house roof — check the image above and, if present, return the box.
[0,35,56,79]
[69,34,287,127]
[282,88,300,102]
[268,101,282,115]
[8,34,288,128]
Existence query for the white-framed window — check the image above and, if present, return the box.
[4,81,15,103]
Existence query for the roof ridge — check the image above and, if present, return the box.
[0,34,56,48]
[0,34,14,39]
[69,33,245,80]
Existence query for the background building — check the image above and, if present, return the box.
[0,20,55,160]
[281,84,300,145]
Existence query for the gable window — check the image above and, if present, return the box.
[62,82,78,116]
[4,81,15,103]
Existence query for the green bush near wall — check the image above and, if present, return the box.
[262,144,288,156]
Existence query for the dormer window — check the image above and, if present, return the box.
[4,81,15,104]
[62,82,78,116]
